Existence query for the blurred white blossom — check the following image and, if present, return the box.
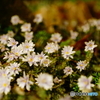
[78,75,94,92]
[35,73,54,90]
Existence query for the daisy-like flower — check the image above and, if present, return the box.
[7,62,21,76]
[7,38,18,47]
[11,45,23,59]
[10,15,20,25]
[17,72,33,91]
[3,52,16,62]
[40,58,51,67]
[45,42,59,54]
[33,14,43,24]
[21,23,31,32]
[62,46,75,59]
[21,40,35,54]
[0,77,11,94]
[0,68,12,80]
[76,60,88,71]
[35,73,54,90]
[50,33,62,43]
[22,52,39,66]
[37,52,48,63]
[63,66,73,76]
[25,31,33,41]
[0,34,9,44]
[70,30,78,39]
[78,75,94,92]
[84,40,97,53]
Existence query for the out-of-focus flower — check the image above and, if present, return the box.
[81,23,90,32]
[59,94,72,100]
[21,23,31,32]
[35,73,54,90]
[0,43,8,52]
[54,77,62,83]
[50,33,62,43]
[7,62,21,76]
[84,40,97,52]
[17,72,33,91]
[76,60,88,71]
[88,19,97,27]
[0,34,9,45]
[7,31,15,37]
[70,30,78,39]
[0,77,11,94]
[11,15,20,25]
[62,46,75,59]
[45,42,59,54]
[25,31,33,41]
[78,75,94,92]
[63,66,73,76]
[33,14,43,24]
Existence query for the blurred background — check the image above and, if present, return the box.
[0,0,100,32]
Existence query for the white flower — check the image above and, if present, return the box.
[3,52,16,62]
[35,73,54,90]
[50,33,62,43]
[37,52,48,63]
[11,45,23,59]
[78,75,94,92]
[62,46,75,59]
[7,62,21,76]
[45,42,59,54]
[17,72,33,91]
[76,60,88,71]
[21,23,31,32]
[85,40,97,52]
[70,30,78,39]
[0,34,9,44]
[63,66,73,75]
[33,14,43,24]
[7,38,18,47]
[81,23,90,32]
[11,15,20,25]
[22,52,39,66]
[0,77,11,94]
[21,40,35,54]
[40,58,51,67]
[25,31,33,41]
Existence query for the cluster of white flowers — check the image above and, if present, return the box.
[0,15,98,97]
